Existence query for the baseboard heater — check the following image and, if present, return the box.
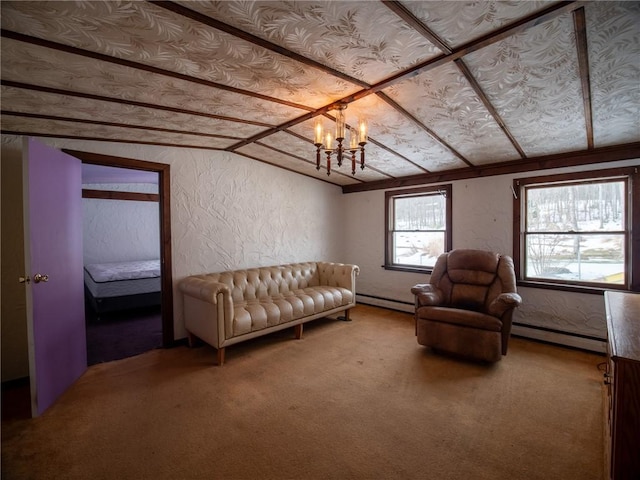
[356,293,414,313]
[511,322,607,354]
[356,293,607,354]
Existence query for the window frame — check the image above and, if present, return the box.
[513,167,639,293]
[384,184,452,273]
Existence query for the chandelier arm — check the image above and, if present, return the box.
[315,144,322,170]
[326,151,332,176]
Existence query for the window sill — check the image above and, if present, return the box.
[382,264,434,274]
[516,280,632,295]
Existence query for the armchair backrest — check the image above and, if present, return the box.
[430,249,517,314]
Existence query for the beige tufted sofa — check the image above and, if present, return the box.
[179,262,359,365]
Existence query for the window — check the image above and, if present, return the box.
[514,167,639,292]
[385,185,452,272]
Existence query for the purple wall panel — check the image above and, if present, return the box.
[27,138,86,416]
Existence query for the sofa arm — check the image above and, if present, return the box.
[179,276,231,304]
[411,284,444,306]
[488,292,522,317]
[318,262,360,293]
[179,276,234,350]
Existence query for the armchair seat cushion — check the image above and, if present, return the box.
[417,306,503,331]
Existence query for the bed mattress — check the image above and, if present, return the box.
[84,260,161,299]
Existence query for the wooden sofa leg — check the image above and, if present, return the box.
[294,323,303,340]
[338,308,352,322]
[216,348,225,366]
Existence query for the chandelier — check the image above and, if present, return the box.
[313,103,367,176]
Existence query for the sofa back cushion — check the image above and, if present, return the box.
[204,262,321,303]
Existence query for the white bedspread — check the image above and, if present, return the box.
[84,260,160,283]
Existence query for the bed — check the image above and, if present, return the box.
[84,259,162,315]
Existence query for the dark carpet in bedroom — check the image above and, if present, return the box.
[85,306,163,366]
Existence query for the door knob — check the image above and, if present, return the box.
[33,273,49,283]
[19,276,31,284]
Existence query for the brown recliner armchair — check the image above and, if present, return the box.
[411,249,522,362]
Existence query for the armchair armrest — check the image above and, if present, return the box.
[411,283,444,306]
[488,292,522,317]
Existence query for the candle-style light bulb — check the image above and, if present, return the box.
[349,127,358,150]
[314,118,323,145]
[325,131,333,151]
[358,119,368,144]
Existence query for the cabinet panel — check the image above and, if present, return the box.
[604,291,640,480]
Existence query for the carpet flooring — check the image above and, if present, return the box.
[1,305,605,480]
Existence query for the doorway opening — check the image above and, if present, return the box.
[67,149,174,359]
[82,164,162,364]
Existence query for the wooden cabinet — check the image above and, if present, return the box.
[603,291,640,480]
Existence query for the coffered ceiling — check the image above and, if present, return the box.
[1,1,639,191]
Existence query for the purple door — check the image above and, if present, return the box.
[23,138,86,417]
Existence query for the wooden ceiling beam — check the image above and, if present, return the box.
[0,80,270,128]
[228,1,585,162]
[342,142,640,193]
[1,130,228,151]
[573,7,595,149]
[151,1,370,89]
[381,1,452,54]
[364,1,585,96]
[376,92,471,168]
[0,29,314,112]
[453,59,527,159]
[378,5,526,163]
[1,110,240,141]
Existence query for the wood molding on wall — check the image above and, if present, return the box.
[82,189,159,202]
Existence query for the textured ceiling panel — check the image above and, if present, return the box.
[463,12,587,157]
[0,86,258,139]
[403,1,555,48]
[177,0,443,84]
[0,0,362,106]
[0,38,309,128]
[383,62,520,165]
[1,1,638,187]
[287,97,466,173]
[586,2,640,148]
[0,115,237,149]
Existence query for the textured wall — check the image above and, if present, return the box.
[343,159,639,346]
[5,133,635,350]
[82,184,160,265]
[2,135,345,340]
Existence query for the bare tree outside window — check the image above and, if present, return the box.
[385,185,452,272]
[524,180,626,285]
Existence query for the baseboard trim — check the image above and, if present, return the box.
[356,294,413,313]
[511,324,607,353]
[357,295,607,354]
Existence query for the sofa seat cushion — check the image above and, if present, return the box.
[416,306,502,332]
[232,286,354,336]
